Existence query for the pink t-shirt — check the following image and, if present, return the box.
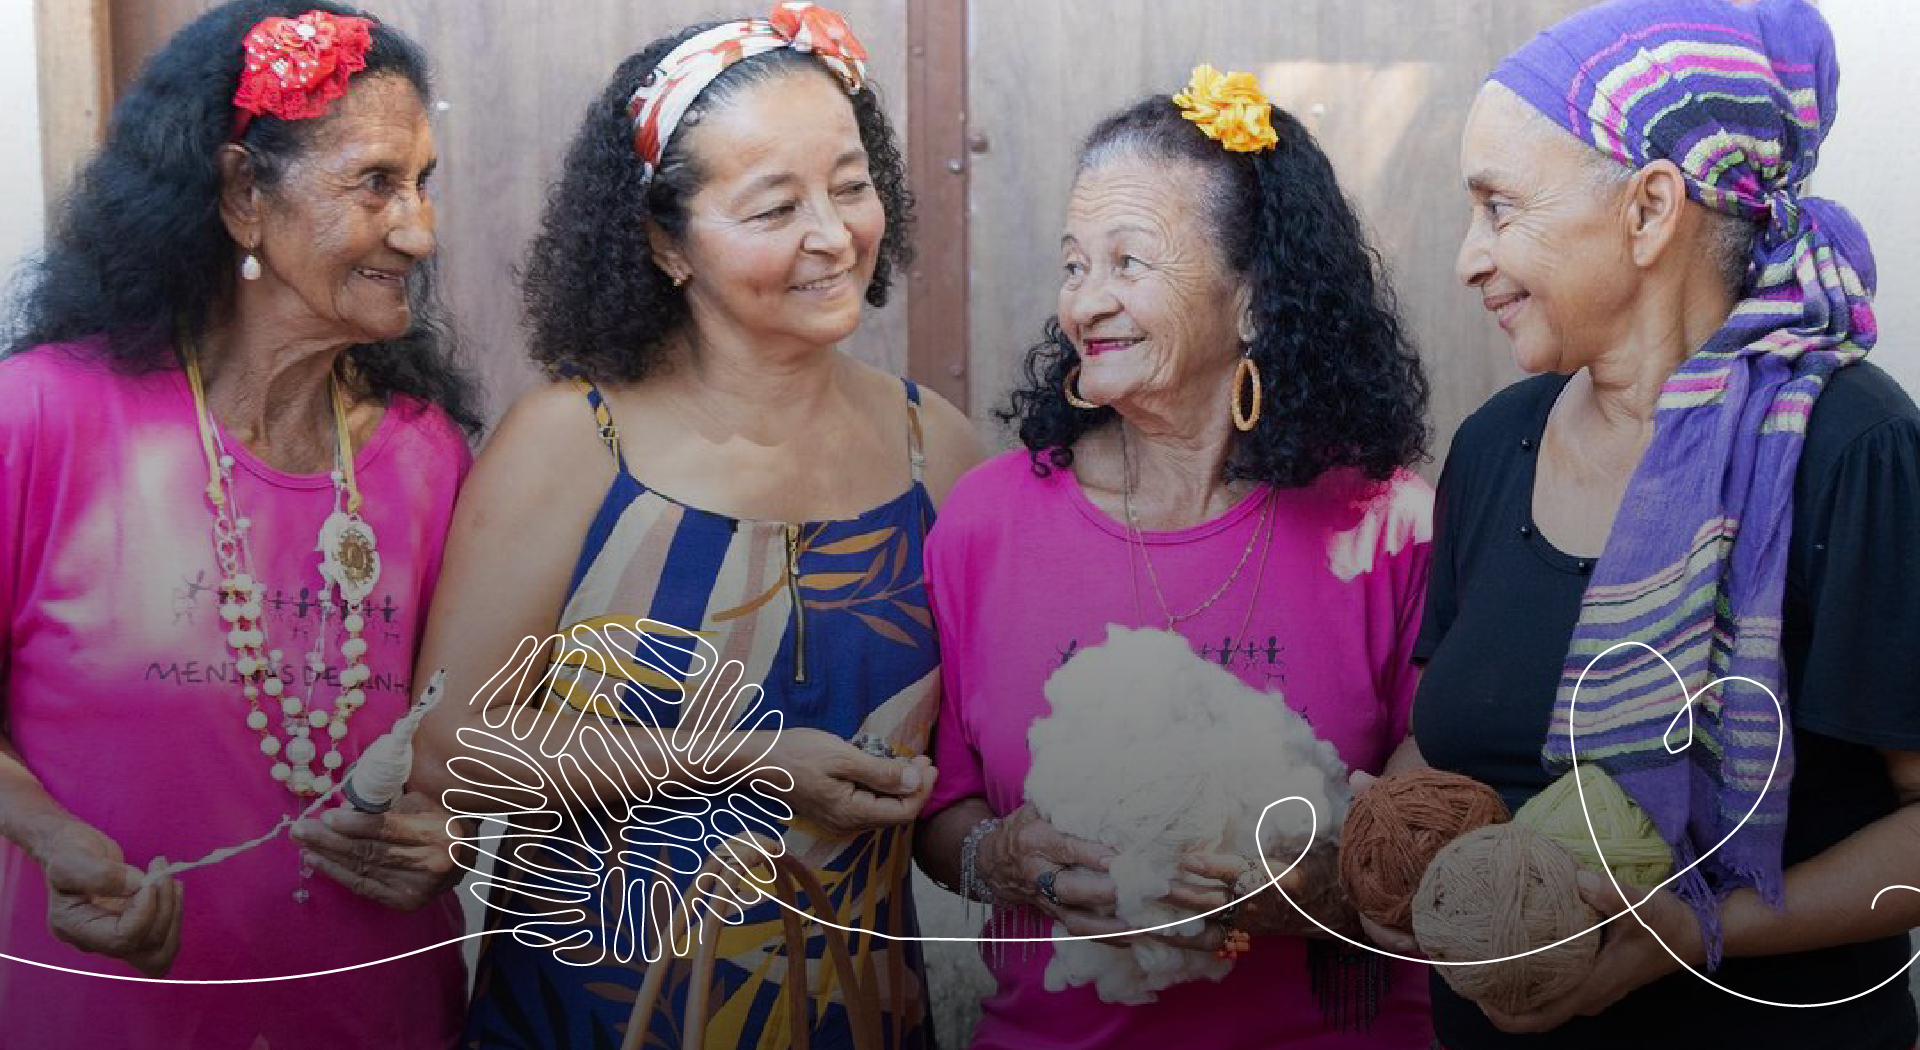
[924,450,1434,1050]
[0,344,470,1048]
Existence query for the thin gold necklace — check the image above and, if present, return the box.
[1120,425,1273,631]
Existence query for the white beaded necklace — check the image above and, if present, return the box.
[183,336,382,799]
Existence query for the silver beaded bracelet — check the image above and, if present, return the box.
[958,815,1001,905]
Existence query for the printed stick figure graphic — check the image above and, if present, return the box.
[1259,636,1289,684]
[172,569,214,624]
[264,588,292,629]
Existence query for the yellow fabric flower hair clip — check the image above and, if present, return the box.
[1172,64,1279,153]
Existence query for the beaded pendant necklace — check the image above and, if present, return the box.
[182,336,382,800]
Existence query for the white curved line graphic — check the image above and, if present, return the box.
[19,632,1915,1009]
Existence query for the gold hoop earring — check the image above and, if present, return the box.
[1231,354,1262,432]
[1064,364,1098,410]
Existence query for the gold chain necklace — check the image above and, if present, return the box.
[1120,425,1274,633]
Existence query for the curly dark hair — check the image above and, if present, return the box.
[522,28,913,383]
[1001,97,1429,486]
[3,0,479,433]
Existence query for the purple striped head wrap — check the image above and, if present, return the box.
[1490,0,1876,967]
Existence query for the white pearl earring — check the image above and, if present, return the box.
[241,253,262,281]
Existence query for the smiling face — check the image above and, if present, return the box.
[1057,152,1249,421]
[657,68,885,356]
[1455,84,1638,375]
[245,73,437,345]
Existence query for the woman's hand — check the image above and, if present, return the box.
[292,791,467,911]
[1169,768,1379,949]
[978,804,1133,940]
[1358,910,1421,956]
[1481,873,1702,1034]
[1179,841,1353,943]
[1117,866,1245,953]
[764,728,937,838]
[35,822,182,977]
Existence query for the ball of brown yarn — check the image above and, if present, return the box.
[1411,824,1601,1016]
[1338,768,1511,930]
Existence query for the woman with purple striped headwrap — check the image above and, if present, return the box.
[1405,0,1920,1046]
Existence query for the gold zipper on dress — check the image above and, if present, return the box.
[785,523,808,684]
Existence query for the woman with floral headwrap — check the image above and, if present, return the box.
[0,1,472,1046]
[1397,0,1920,1046]
[913,68,1435,1048]
[410,5,981,1048]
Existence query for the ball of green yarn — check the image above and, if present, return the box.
[1513,764,1673,888]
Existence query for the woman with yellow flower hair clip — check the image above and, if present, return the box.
[916,65,1434,1047]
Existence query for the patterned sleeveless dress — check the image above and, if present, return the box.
[464,379,939,1050]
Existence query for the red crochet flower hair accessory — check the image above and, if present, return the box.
[231,10,376,139]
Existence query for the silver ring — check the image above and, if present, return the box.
[1036,868,1063,907]
[1232,863,1263,899]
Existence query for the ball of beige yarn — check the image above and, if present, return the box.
[1411,823,1601,1016]
[1338,768,1511,930]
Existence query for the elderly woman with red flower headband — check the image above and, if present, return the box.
[0,1,473,1046]
[913,67,1435,1047]
[407,4,981,1048]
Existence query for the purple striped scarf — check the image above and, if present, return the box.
[1491,0,1877,966]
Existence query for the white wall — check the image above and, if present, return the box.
[1821,0,1919,397]
[0,1,43,281]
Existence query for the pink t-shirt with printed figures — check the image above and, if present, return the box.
[0,343,469,1049]
[924,449,1435,1050]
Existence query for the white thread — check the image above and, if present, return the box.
[144,673,445,883]
[343,670,445,811]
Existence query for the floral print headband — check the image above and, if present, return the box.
[627,2,869,181]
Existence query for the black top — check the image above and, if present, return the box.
[1413,362,1920,1049]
